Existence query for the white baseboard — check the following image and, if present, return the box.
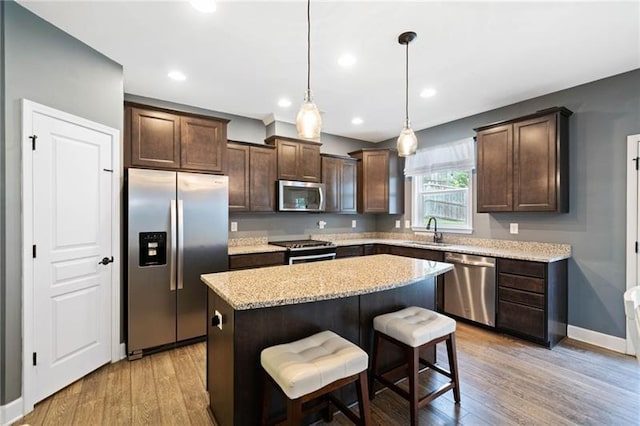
[119,342,126,360]
[1,397,24,426]
[567,325,627,354]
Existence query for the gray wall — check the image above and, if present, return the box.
[379,69,640,338]
[230,212,377,240]
[1,1,124,403]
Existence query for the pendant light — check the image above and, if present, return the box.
[296,0,322,139]
[397,31,418,157]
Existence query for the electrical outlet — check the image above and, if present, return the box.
[395,220,401,228]
[351,220,357,228]
[510,223,519,234]
[318,220,326,229]
[230,221,238,232]
[405,220,411,229]
[213,310,223,330]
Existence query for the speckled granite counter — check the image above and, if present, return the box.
[228,234,571,262]
[202,254,452,310]
[228,244,285,255]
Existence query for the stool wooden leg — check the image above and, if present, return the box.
[286,398,303,425]
[369,331,380,401]
[356,371,372,425]
[260,370,271,426]
[408,346,420,426]
[323,398,333,422]
[446,332,461,403]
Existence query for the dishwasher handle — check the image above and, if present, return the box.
[445,253,495,268]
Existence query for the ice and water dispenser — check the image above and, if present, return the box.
[139,232,167,266]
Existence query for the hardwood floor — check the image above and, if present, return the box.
[15,323,640,425]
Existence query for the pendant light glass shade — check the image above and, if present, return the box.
[296,0,321,139]
[397,120,418,157]
[296,89,322,139]
[397,31,418,157]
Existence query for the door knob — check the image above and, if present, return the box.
[98,256,114,265]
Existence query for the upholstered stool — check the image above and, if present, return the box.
[260,330,371,425]
[370,306,460,425]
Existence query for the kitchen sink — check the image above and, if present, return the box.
[402,241,451,248]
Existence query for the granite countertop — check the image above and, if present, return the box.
[228,234,571,263]
[202,254,452,310]
[331,239,570,262]
[228,244,286,256]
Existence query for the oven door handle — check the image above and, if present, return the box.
[288,252,337,265]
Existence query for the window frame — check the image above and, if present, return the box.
[410,169,474,234]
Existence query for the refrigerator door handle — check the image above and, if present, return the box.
[170,200,177,291]
[177,199,184,290]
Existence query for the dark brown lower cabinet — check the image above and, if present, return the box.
[335,245,364,258]
[496,258,567,347]
[228,252,285,270]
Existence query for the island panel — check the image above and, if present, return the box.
[207,278,438,425]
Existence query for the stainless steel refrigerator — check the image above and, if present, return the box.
[127,168,228,359]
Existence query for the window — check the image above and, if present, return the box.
[412,170,472,232]
[404,137,475,233]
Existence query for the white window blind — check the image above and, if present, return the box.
[404,137,475,177]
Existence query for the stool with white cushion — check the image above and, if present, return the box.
[370,306,460,425]
[260,330,371,425]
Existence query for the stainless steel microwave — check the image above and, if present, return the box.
[278,180,326,212]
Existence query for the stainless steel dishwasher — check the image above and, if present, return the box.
[443,252,496,327]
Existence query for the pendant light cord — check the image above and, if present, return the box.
[307,0,311,92]
[405,42,409,123]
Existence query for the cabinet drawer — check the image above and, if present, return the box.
[374,245,391,255]
[497,300,545,340]
[335,245,364,258]
[498,286,544,309]
[363,244,376,256]
[499,259,545,278]
[229,252,285,270]
[499,273,545,293]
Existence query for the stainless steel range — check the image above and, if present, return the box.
[269,239,337,264]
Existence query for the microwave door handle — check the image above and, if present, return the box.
[319,186,325,211]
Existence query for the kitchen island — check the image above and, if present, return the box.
[201,254,453,426]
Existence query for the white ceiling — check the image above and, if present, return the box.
[17,1,640,142]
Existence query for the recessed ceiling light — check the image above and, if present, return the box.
[351,117,363,125]
[168,70,186,81]
[420,88,437,98]
[338,54,357,68]
[278,98,292,108]
[190,0,216,13]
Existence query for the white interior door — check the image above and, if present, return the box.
[30,109,113,403]
[626,134,640,355]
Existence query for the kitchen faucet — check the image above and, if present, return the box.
[426,216,443,243]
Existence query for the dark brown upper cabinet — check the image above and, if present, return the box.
[265,136,321,182]
[227,143,250,211]
[125,103,229,173]
[128,107,181,169]
[348,148,404,214]
[475,107,572,213]
[180,115,227,173]
[227,141,276,212]
[321,155,357,214]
